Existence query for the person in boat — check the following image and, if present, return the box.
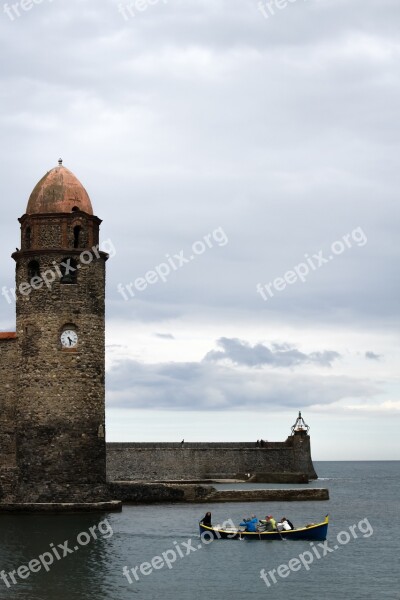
[279,517,294,530]
[259,515,277,531]
[200,512,212,527]
[239,514,258,532]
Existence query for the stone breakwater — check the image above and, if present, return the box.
[0,486,328,511]
[108,482,329,504]
[0,500,122,512]
[106,436,318,482]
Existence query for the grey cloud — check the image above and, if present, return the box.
[106,357,377,411]
[365,351,381,361]
[204,338,340,368]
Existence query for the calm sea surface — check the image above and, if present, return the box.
[0,462,399,600]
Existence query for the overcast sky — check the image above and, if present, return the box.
[0,0,399,459]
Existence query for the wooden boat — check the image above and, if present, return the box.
[199,515,329,541]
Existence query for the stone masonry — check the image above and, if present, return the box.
[106,433,318,482]
[0,162,111,505]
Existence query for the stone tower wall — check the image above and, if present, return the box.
[290,431,318,477]
[13,213,108,502]
[19,212,100,252]
[0,338,18,501]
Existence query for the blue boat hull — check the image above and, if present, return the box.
[199,515,329,541]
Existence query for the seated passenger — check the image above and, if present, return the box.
[259,515,276,531]
[200,512,212,527]
[264,515,277,531]
[280,517,294,530]
[239,514,258,532]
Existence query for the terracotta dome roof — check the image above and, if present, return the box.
[26,160,93,215]
[0,332,16,340]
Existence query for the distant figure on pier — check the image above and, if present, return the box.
[181,439,184,445]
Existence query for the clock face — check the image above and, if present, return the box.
[61,329,78,348]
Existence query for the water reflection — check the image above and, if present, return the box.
[0,512,118,600]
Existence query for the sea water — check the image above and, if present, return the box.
[0,461,398,599]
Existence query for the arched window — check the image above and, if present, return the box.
[72,206,79,212]
[27,260,40,280]
[73,225,82,248]
[25,227,32,249]
[60,257,78,284]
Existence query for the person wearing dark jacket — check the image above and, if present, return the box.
[200,512,212,527]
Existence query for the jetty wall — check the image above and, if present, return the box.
[108,482,329,504]
[106,433,317,482]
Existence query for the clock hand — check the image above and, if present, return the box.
[68,337,72,345]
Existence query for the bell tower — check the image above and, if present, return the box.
[12,160,109,503]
